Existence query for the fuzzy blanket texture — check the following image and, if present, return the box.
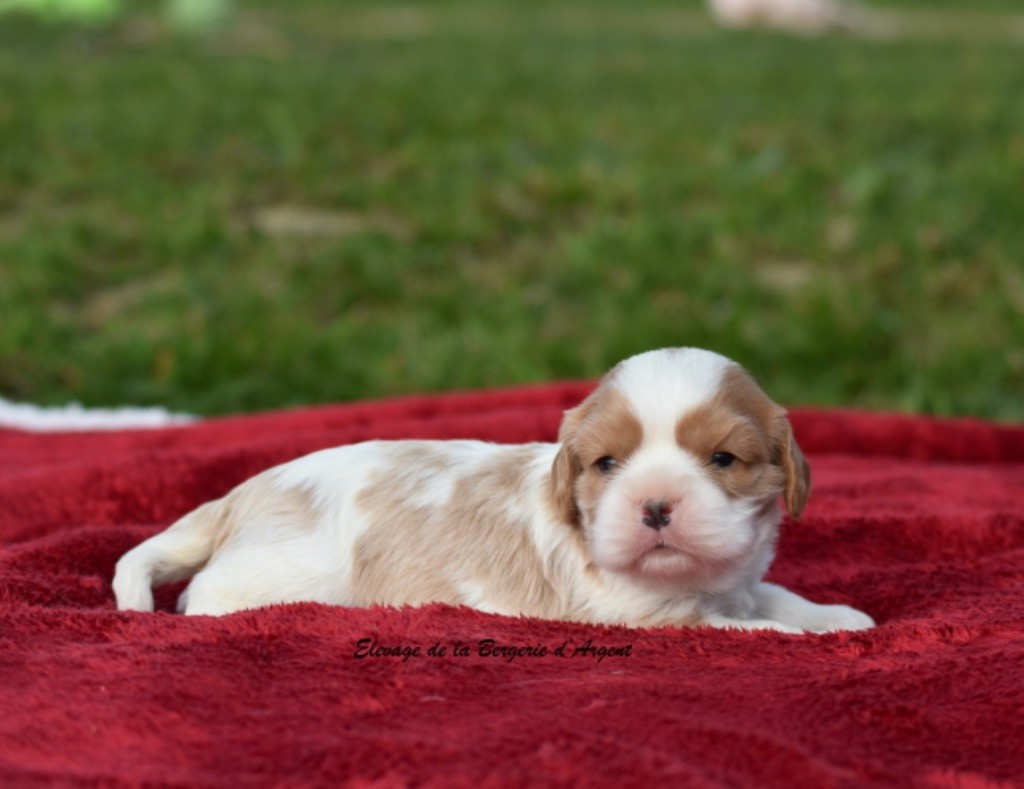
[1,382,1023,787]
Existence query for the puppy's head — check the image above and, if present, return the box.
[551,348,810,587]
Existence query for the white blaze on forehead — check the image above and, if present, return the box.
[609,348,733,442]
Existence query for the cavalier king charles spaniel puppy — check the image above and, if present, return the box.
[115,348,874,633]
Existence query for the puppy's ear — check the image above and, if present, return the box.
[773,414,811,518]
[551,405,586,526]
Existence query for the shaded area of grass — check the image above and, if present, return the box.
[0,2,1022,418]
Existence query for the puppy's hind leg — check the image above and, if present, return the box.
[175,553,276,615]
[176,575,247,616]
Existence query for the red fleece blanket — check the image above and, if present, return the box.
[2,383,1023,787]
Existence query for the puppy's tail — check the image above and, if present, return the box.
[113,499,227,612]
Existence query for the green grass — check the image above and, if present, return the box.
[0,1,1022,419]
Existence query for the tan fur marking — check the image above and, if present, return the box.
[376,444,457,473]
[352,446,567,617]
[775,416,811,518]
[551,407,587,526]
[551,386,644,528]
[675,365,810,516]
[207,474,322,555]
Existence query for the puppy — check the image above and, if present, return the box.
[114,348,874,633]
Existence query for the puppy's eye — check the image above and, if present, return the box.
[596,456,617,474]
[711,452,736,469]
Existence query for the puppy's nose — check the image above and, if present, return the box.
[641,500,673,530]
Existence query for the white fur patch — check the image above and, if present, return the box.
[609,347,730,446]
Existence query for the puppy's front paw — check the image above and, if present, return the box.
[805,604,875,633]
[702,615,804,635]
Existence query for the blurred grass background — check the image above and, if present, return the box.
[0,0,1021,418]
